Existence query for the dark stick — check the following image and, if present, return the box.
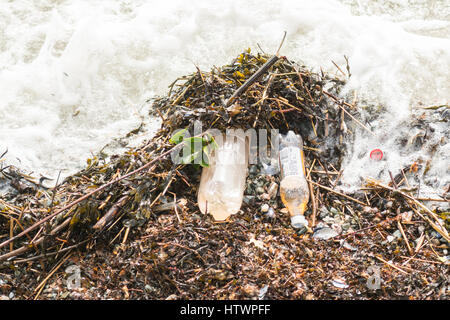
[0,148,7,159]
[225,31,286,107]
[12,238,91,263]
[389,170,398,189]
[225,55,280,107]
[93,195,130,231]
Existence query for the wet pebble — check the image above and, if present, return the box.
[430,231,442,239]
[260,193,271,201]
[313,227,339,240]
[341,223,351,231]
[315,222,327,230]
[431,238,441,246]
[145,285,156,293]
[393,230,402,239]
[256,179,265,188]
[331,278,349,289]
[296,226,308,235]
[363,206,378,214]
[261,204,269,213]
[266,207,275,219]
[341,240,358,251]
[322,216,335,224]
[243,195,256,206]
[329,207,339,215]
[249,165,259,175]
[319,207,329,218]
[331,223,342,235]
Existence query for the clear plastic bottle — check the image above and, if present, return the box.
[197,133,248,221]
[278,131,310,229]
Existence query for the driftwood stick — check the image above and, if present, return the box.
[307,179,366,206]
[13,239,91,263]
[93,195,130,231]
[306,159,317,227]
[275,31,287,56]
[226,31,286,108]
[415,198,449,202]
[376,255,409,275]
[226,55,280,107]
[397,220,414,256]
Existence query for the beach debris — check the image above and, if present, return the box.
[152,199,187,213]
[258,285,269,300]
[340,240,358,251]
[197,133,248,221]
[370,149,383,161]
[331,278,349,289]
[279,131,309,229]
[248,234,265,250]
[313,227,339,240]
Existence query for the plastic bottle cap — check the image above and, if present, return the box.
[291,215,308,229]
[370,149,383,161]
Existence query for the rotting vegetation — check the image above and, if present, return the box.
[0,49,448,300]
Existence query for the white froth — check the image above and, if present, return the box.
[0,0,448,195]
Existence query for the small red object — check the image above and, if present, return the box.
[370,149,383,161]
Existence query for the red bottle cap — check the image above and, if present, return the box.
[370,149,383,161]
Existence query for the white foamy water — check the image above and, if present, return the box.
[0,0,449,195]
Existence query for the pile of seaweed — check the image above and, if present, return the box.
[0,50,448,300]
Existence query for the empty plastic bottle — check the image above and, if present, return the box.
[197,133,248,221]
[278,131,310,229]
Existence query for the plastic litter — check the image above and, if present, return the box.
[278,131,310,229]
[197,133,248,221]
